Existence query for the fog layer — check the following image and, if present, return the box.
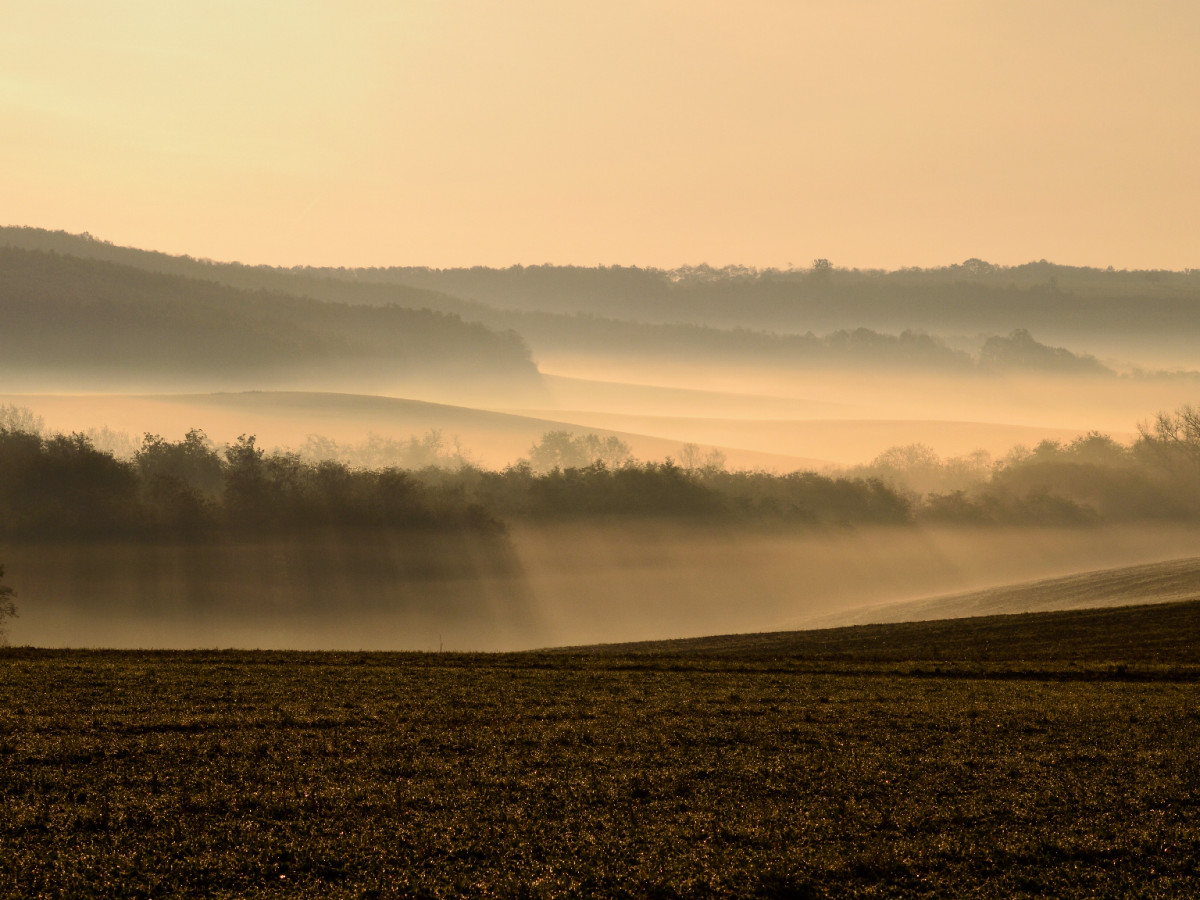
[8,523,1199,651]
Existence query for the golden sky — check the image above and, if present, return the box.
[2,1,1197,269]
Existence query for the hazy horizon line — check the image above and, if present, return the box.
[6,224,1196,277]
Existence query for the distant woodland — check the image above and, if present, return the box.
[0,244,536,390]
[487,315,1115,374]
[0,423,504,541]
[356,260,1200,364]
[5,407,1200,540]
[846,407,1200,525]
[11,226,1187,340]
[4,227,1200,380]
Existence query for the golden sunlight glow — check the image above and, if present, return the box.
[2,1,1197,268]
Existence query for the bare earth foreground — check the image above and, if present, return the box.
[4,602,1200,898]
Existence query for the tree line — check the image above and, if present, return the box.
[0,418,913,540]
[6,407,1200,540]
[493,314,1114,375]
[0,426,503,541]
[846,407,1200,525]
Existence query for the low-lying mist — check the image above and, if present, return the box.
[507,522,1200,646]
[532,356,1198,437]
[7,522,1199,652]
[3,533,533,652]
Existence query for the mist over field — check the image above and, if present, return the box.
[8,524,1200,652]
[3,228,1200,651]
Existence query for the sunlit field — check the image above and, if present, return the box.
[4,601,1200,897]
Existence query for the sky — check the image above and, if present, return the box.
[2,1,1198,270]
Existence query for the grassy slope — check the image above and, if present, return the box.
[565,595,1200,669]
[573,557,1200,668]
[819,556,1200,627]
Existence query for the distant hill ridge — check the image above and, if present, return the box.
[1,226,1165,375]
[0,243,538,393]
[0,225,487,319]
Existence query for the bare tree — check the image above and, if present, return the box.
[0,404,44,435]
[810,258,833,281]
[1138,405,1200,468]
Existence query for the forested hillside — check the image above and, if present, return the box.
[371,259,1200,339]
[482,313,1115,374]
[3,228,1176,377]
[0,246,538,391]
[0,226,485,319]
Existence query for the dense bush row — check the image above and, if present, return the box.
[450,463,913,525]
[0,428,502,540]
[850,408,1200,525]
[0,425,916,539]
[5,406,1200,539]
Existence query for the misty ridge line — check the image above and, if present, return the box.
[0,244,539,394]
[0,244,1120,378]
[5,228,1200,379]
[6,403,1200,538]
[510,319,1158,378]
[9,226,1200,284]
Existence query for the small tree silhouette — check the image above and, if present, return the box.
[0,565,16,645]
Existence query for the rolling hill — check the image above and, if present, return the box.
[0,245,537,395]
[0,390,825,471]
[564,574,1200,665]
[562,556,1200,659]
[8,226,1197,375]
[819,556,1200,626]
